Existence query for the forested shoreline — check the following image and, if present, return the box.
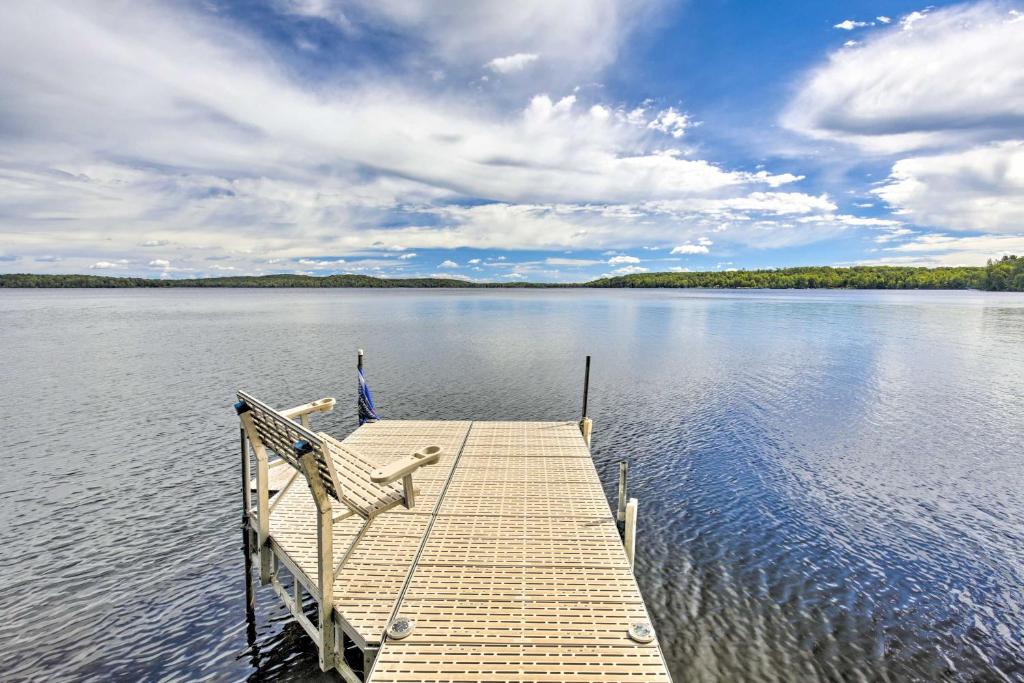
[589,259,1023,290]
[2,257,1022,291]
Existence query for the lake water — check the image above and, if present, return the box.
[0,288,1022,682]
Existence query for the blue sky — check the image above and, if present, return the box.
[1,0,1022,282]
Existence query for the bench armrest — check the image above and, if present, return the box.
[370,446,442,484]
[280,397,336,420]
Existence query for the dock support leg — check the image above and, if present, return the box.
[255,450,272,583]
[238,412,273,584]
[579,417,593,447]
[316,505,337,673]
[402,474,415,508]
[363,646,378,680]
[240,427,257,626]
[242,526,257,651]
[617,461,629,522]
[241,427,251,521]
[299,452,337,673]
[624,497,638,571]
[579,355,593,447]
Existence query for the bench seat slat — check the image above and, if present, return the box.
[319,433,405,518]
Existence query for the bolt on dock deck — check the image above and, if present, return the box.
[238,397,672,682]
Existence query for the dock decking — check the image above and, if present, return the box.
[245,416,671,682]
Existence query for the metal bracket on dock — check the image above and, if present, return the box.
[624,497,638,570]
[617,461,629,521]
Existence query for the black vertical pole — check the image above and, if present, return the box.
[240,427,250,521]
[582,355,591,419]
[357,349,364,428]
[241,427,256,648]
[243,525,256,649]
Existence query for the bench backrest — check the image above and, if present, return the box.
[236,390,341,503]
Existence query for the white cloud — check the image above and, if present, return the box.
[398,252,417,259]
[0,0,847,275]
[786,4,1024,153]
[747,171,805,188]
[810,214,901,227]
[900,10,930,31]
[608,265,648,275]
[877,15,892,24]
[393,191,864,253]
[430,272,472,281]
[889,233,1024,254]
[438,259,459,268]
[860,233,1024,266]
[874,141,1024,233]
[275,0,657,87]
[148,259,170,267]
[90,261,117,269]
[646,192,834,216]
[671,243,710,254]
[546,257,600,266]
[467,258,481,264]
[873,227,915,243]
[647,107,693,138]
[485,53,539,74]
[0,0,803,269]
[834,19,870,30]
[607,255,639,264]
[786,5,1024,249]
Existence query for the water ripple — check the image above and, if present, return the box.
[0,288,1022,681]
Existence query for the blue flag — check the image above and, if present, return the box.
[358,366,379,425]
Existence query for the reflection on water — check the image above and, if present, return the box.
[0,289,1022,681]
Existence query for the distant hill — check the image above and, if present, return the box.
[588,265,984,289]
[589,259,1022,291]
[0,273,546,288]
[2,258,1021,291]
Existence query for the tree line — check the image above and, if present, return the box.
[589,258,1022,291]
[977,255,1024,291]
[590,265,977,289]
[0,273,483,288]
[1,257,1022,291]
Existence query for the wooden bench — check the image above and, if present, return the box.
[234,390,441,672]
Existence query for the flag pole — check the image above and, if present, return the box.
[357,348,364,428]
[357,348,380,426]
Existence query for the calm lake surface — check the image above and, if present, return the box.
[1,288,1022,682]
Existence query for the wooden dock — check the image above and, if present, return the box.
[238,394,672,681]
